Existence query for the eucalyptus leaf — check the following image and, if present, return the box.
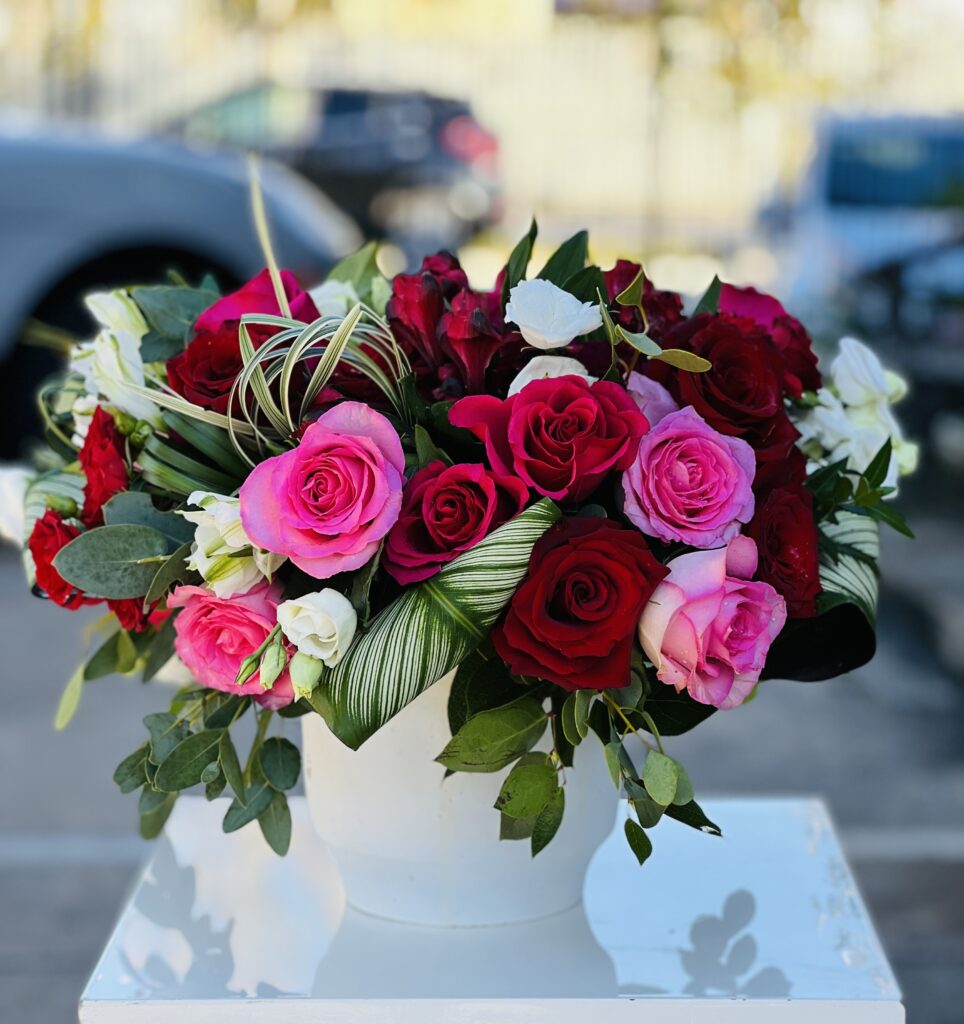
[560,693,583,749]
[102,492,195,546]
[603,743,623,789]
[199,760,221,785]
[573,690,592,739]
[500,812,537,841]
[144,712,191,765]
[436,697,546,773]
[218,731,245,801]
[205,773,227,801]
[258,737,301,791]
[138,787,170,815]
[142,613,178,684]
[664,798,722,836]
[139,792,176,839]
[624,818,653,865]
[85,629,137,681]
[154,730,224,792]
[53,667,84,730]
[447,648,523,735]
[53,524,173,600]
[222,771,273,833]
[643,750,679,806]
[132,284,219,349]
[653,349,712,373]
[203,692,249,730]
[617,326,662,357]
[258,790,292,856]
[531,787,565,856]
[113,743,149,794]
[494,758,557,819]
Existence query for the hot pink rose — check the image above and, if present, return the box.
[195,268,319,333]
[622,406,755,549]
[240,402,405,578]
[637,536,786,709]
[169,581,294,710]
[449,375,648,504]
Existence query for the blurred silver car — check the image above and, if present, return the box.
[0,118,360,455]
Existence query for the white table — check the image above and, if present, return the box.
[79,796,903,1023]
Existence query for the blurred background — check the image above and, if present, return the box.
[0,1,962,1020]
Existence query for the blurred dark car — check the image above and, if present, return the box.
[0,119,360,457]
[172,83,501,257]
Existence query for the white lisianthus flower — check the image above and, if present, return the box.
[277,589,357,668]
[70,289,162,427]
[309,278,360,319]
[0,464,29,545]
[797,336,918,495]
[507,355,597,396]
[180,491,285,598]
[505,279,602,350]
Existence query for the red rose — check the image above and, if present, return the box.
[419,251,469,299]
[493,518,668,691]
[195,268,318,334]
[167,323,244,414]
[604,260,683,341]
[383,460,529,585]
[79,407,128,526]
[753,444,807,500]
[648,313,799,464]
[28,510,99,610]
[718,284,821,397]
[449,375,648,504]
[108,598,153,633]
[749,484,821,619]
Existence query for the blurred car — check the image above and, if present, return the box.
[0,119,360,457]
[172,83,501,258]
[756,114,964,328]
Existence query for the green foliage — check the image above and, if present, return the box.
[447,646,522,735]
[643,750,680,806]
[531,787,565,857]
[536,230,589,286]
[142,613,178,683]
[102,492,195,546]
[436,697,547,773]
[258,737,301,791]
[258,791,292,856]
[132,283,219,361]
[218,731,245,800]
[53,524,174,600]
[139,793,177,839]
[692,274,722,315]
[624,818,653,865]
[154,730,224,791]
[494,755,558,819]
[113,743,149,794]
[563,265,607,304]
[53,667,84,730]
[144,712,191,764]
[84,629,138,680]
[501,218,538,308]
[327,241,390,309]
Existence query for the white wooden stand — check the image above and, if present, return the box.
[79,796,903,1022]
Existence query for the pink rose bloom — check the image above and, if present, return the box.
[449,375,648,504]
[638,536,787,709]
[169,581,294,710]
[626,371,678,427]
[195,268,319,333]
[622,406,755,548]
[240,402,405,578]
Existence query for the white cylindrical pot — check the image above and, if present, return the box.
[302,672,619,927]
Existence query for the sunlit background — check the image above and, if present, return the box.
[1,2,962,1021]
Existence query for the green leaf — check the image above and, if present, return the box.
[603,743,623,788]
[54,667,84,730]
[616,326,662,357]
[202,692,249,730]
[326,241,388,306]
[53,524,173,600]
[501,218,538,307]
[258,790,292,856]
[205,773,227,800]
[161,412,250,480]
[413,424,451,469]
[447,647,522,735]
[317,498,561,749]
[624,818,653,865]
[142,613,178,683]
[573,690,592,739]
[673,762,695,806]
[652,349,712,373]
[626,781,665,827]
[144,712,191,765]
[154,730,224,792]
[113,743,149,794]
[536,230,588,286]
[664,798,722,836]
[218,731,245,800]
[258,737,301,791]
[436,697,546,773]
[142,435,242,496]
[500,812,537,841]
[643,750,679,806]
[531,787,565,857]
[102,492,195,546]
[862,439,893,490]
[692,275,722,315]
[85,629,137,681]
[639,685,717,737]
[138,786,170,816]
[550,692,575,767]
[132,284,219,357]
[139,792,176,839]
[222,769,273,832]
[563,265,607,304]
[199,760,221,785]
[611,672,644,711]
[817,512,880,626]
[560,693,583,749]
[494,757,557,818]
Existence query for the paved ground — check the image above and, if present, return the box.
[2,513,963,1022]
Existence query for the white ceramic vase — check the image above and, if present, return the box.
[302,672,619,927]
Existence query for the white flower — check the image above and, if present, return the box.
[70,289,162,427]
[309,278,360,319]
[277,589,357,667]
[70,394,98,446]
[505,279,602,350]
[0,464,29,545]
[180,491,285,598]
[507,355,596,396]
[831,336,907,407]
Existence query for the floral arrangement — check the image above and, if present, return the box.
[12,219,915,861]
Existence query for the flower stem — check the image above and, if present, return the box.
[602,692,656,753]
[243,708,273,787]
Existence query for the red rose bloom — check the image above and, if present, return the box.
[718,284,821,397]
[383,460,529,585]
[108,598,153,633]
[79,407,128,526]
[167,323,244,414]
[449,375,648,504]
[753,444,807,500]
[648,313,799,464]
[493,518,668,691]
[28,510,99,610]
[749,483,821,619]
[195,268,318,334]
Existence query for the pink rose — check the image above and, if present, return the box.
[169,581,294,710]
[638,536,786,709]
[449,375,648,504]
[626,371,679,427]
[622,406,755,549]
[240,402,405,578]
[195,268,319,333]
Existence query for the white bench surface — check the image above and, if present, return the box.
[79,796,903,1023]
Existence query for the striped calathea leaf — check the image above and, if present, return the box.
[310,498,561,750]
[817,511,880,625]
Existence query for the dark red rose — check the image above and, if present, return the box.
[493,518,668,691]
[718,284,821,397]
[647,313,799,464]
[79,406,128,526]
[419,251,469,299]
[449,375,648,504]
[28,510,99,610]
[438,291,517,394]
[749,484,822,619]
[753,444,807,500]
[604,260,683,341]
[108,598,153,633]
[383,460,529,585]
[195,268,318,334]
[386,271,447,368]
[167,323,244,414]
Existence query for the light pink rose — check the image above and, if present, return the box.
[240,402,405,578]
[622,406,755,548]
[626,371,679,426]
[638,536,786,709]
[169,581,294,710]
